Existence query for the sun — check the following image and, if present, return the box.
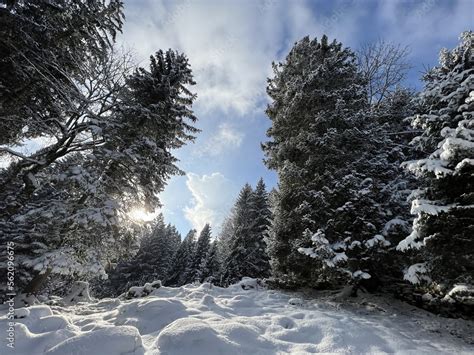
[128,208,157,222]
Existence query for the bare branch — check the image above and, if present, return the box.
[357,40,413,106]
[0,147,44,164]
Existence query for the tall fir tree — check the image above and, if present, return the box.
[397,31,474,298]
[221,181,272,285]
[263,35,368,287]
[200,241,221,284]
[250,178,272,279]
[269,38,417,292]
[191,224,212,282]
[166,229,197,286]
[222,184,255,285]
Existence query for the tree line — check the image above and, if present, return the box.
[95,179,272,297]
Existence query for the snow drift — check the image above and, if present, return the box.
[1,278,472,354]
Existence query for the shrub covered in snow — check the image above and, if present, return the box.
[229,277,266,291]
[442,284,474,306]
[122,280,162,299]
[60,281,92,305]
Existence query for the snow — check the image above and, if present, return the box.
[353,270,371,279]
[46,326,143,355]
[403,158,452,178]
[123,281,162,299]
[60,281,92,305]
[14,294,39,308]
[443,284,474,305]
[455,158,474,173]
[410,198,455,216]
[397,217,424,251]
[1,280,473,354]
[382,218,409,235]
[288,298,304,306]
[403,263,431,284]
[364,234,391,248]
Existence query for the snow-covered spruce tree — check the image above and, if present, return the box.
[222,184,255,285]
[300,92,417,293]
[134,216,181,284]
[166,229,197,286]
[165,223,182,263]
[397,32,474,300]
[250,178,272,279]
[265,36,419,292]
[5,154,127,297]
[95,49,198,212]
[0,48,198,299]
[301,88,417,293]
[263,36,368,288]
[200,241,222,284]
[89,224,141,298]
[221,182,271,285]
[191,224,212,283]
[359,88,418,290]
[217,214,235,267]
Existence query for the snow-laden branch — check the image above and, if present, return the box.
[0,147,44,165]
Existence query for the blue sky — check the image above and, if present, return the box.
[119,0,472,236]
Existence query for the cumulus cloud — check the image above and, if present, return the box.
[197,123,244,157]
[184,172,237,232]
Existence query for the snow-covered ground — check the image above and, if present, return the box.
[1,279,473,354]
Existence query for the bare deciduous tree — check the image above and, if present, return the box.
[357,40,412,106]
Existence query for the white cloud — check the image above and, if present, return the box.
[197,123,244,156]
[120,0,307,115]
[183,172,237,232]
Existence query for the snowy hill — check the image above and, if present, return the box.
[2,279,473,354]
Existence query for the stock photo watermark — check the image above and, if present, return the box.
[5,241,15,349]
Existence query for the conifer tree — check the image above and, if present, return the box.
[222,184,253,285]
[269,38,417,291]
[217,214,235,267]
[200,241,221,284]
[250,178,272,278]
[220,181,273,285]
[0,0,124,147]
[263,35,368,287]
[191,224,212,282]
[167,229,197,286]
[397,32,474,296]
[104,215,181,295]
[300,88,418,292]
